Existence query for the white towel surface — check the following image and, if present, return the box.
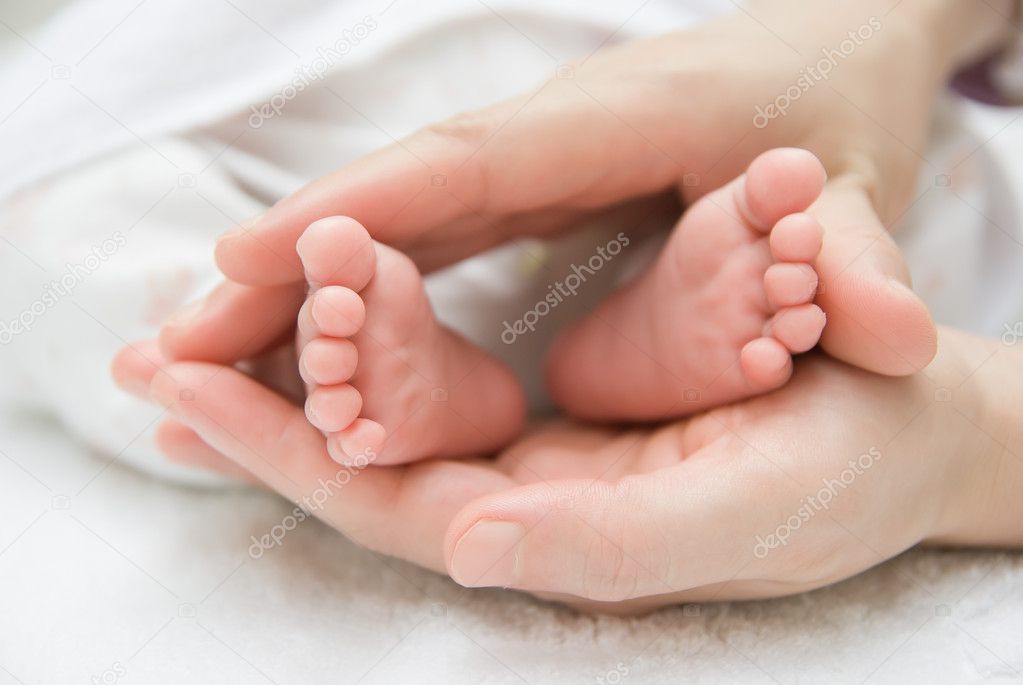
[1,1,1022,683]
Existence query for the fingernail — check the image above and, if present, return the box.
[450,520,524,588]
[887,275,914,294]
[148,373,178,411]
[165,298,205,328]
[216,227,246,245]
[112,369,150,399]
[217,213,265,243]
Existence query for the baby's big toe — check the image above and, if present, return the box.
[739,149,826,230]
[297,216,377,291]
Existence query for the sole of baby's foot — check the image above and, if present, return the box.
[546,148,828,422]
[294,217,526,465]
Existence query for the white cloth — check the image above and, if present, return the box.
[3,407,1023,684]
[1,1,1023,683]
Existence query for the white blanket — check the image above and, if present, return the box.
[1,1,1022,682]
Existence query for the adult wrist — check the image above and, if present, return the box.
[902,0,1015,74]
[749,0,1015,78]
[925,330,1023,548]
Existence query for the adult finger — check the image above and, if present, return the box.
[444,441,794,602]
[111,339,167,398]
[158,280,305,364]
[149,361,512,571]
[216,77,688,285]
[812,177,937,375]
[155,418,264,486]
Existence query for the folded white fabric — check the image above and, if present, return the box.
[0,0,729,199]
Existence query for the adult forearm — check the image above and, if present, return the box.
[912,0,1014,69]
[748,0,1014,76]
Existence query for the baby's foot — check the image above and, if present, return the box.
[546,148,827,421]
[295,217,526,465]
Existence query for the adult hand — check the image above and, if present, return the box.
[113,328,1023,613]
[195,0,1009,376]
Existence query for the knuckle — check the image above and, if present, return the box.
[422,108,494,148]
[576,480,670,603]
[418,110,495,212]
[580,533,642,603]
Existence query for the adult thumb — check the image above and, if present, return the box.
[444,458,763,603]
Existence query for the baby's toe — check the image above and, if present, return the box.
[305,384,363,432]
[297,216,377,290]
[737,149,826,231]
[740,337,793,391]
[299,338,358,385]
[326,418,387,465]
[768,304,826,354]
[764,262,819,309]
[310,286,366,337]
[769,213,823,263]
